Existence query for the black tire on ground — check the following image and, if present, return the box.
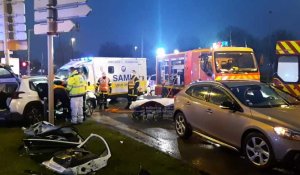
[131,112,142,120]
[24,105,44,125]
[174,112,192,139]
[243,132,275,169]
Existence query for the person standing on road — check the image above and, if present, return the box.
[126,70,139,109]
[97,72,111,110]
[66,67,86,124]
[78,69,88,120]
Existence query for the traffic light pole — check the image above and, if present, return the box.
[1,0,10,66]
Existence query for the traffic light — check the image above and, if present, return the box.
[21,61,28,67]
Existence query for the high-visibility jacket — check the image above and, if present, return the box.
[128,75,139,90]
[66,70,86,97]
[98,77,111,93]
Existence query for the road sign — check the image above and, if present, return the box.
[0,0,24,4]
[0,23,26,32]
[34,0,87,10]
[0,15,26,24]
[34,20,75,35]
[0,31,26,40]
[0,2,25,16]
[0,40,27,51]
[35,4,91,22]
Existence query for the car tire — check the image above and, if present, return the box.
[24,105,44,125]
[175,112,192,139]
[85,99,94,117]
[243,132,275,169]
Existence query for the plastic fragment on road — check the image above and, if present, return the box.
[43,133,111,175]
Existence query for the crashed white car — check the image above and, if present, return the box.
[43,134,111,175]
[0,64,46,123]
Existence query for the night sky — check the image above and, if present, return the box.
[26,0,300,60]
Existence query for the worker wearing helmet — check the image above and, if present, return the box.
[97,72,111,110]
[66,67,86,124]
[126,70,139,109]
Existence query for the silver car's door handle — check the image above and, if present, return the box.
[206,109,213,114]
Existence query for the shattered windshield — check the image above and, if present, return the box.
[215,52,258,73]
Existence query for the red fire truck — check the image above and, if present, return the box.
[273,40,300,99]
[155,46,260,96]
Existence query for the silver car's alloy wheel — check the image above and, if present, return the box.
[175,113,186,136]
[245,137,270,166]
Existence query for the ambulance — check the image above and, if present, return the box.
[155,45,260,96]
[56,57,147,97]
[273,40,300,99]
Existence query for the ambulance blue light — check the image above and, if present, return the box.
[80,57,93,62]
[156,48,166,57]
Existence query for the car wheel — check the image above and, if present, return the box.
[24,105,44,125]
[175,112,192,139]
[243,132,275,168]
[85,99,94,117]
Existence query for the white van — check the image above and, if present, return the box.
[56,57,147,97]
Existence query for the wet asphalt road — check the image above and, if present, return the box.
[92,98,299,175]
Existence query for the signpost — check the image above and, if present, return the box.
[34,20,75,35]
[34,0,87,10]
[0,0,26,65]
[0,2,25,15]
[0,31,26,40]
[0,15,26,24]
[0,40,27,51]
[34,4,91,22]
[34,0,92,124]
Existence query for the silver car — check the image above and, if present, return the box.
[174,80,300,168]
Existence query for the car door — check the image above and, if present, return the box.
[182,84,211,131]
[0,66,19,119]
[203,85,245,145]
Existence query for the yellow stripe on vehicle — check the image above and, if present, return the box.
[291,85,300,95]
[276,44,285,54]
[290,41,300,54]
[281,42,295,54]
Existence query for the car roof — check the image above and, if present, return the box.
[220,80,263,88]
[190,80,263,88]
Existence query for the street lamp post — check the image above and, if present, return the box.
[27,29,33,76]
[71,37,76,59]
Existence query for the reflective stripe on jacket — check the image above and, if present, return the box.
[98,77,111,92]
[67,71,86,97]
[128,75,139,90]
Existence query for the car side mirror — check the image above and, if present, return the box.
[220,101,237,111]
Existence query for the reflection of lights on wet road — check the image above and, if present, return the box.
[144,128,181,158]
[157,138,179,156]
[198,143,215,150]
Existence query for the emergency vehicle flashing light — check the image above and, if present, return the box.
[212,41,229,49]
[156,48,166,57]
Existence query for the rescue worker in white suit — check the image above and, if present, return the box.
[66,67,87,124]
